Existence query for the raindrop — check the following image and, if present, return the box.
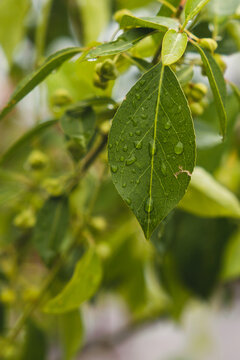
[174,141,184,155]
[126,155,137,166]
[140,80,146,86]
[120,156,125,162]
[115,140,119,146]
[132,169,136,174]
[134,141,142,150]
[122,183,126,188]
[109,144,113,149]
[149,140,157,156]
[165,120,171,130]
[144,197,154,213]
[111,165,118,173]
[129,132,133,137]
[123,145,128,152]
[126,198,132,205]
[120,137,125,142]
[136,93,141,100]
[132,118,137,126]
[161,162,167,176]
[135,130,141,136]
[136,179,140,184]
[141,113,147,119]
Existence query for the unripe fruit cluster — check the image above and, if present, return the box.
[94,59,118,89]
[184,82,208,116]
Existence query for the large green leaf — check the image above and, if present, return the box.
[120,15,179,32]
[183,0,210,28]
[32,196,70,263]
[44,248,102,313]
[179,167,240,218]
[0,47,83,120]
[86,28,154,58]
[162,30,188,65]
[193,43,227,138]
[59,310,84,360]
[108,63,196,239]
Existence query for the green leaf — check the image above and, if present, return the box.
[20,320,47,360]
[193,43,227,138]
[120,15,179,32]
[0,120,57,167]
[0,0,30,64]
[60,106,96,142]
[221,229,240,281]
[229,81,240,106]
[32,196,70,263]
[59,310,84,360]
[183,0,210,28]
[44,249,102,313]
[0,47,83,120]
[157,0,181,17]
[86,28,154,58]
[162,30,188,65]
[179,167,240,218]
[176,65,194,86]
[108,63,196,239]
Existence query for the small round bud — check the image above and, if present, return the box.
[50,89,72,108]
[113,9,132,23]
[93,73,108,90]
[0,288,16,304]
[199,38,218,52]
[95,59,118,81]
[66,138,86,162]
[42,178,64,197]
[90,216,107,232]
[190,102,204,116]
[191,82,208,100]
[22,286,40,303]
[213,54,227,73]
[27,150,48,170]
[96,242,111,260]
[13,208,36,229]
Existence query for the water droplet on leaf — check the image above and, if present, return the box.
[126,155,137,166]
[149,140,157,156]
[144,197,154,213]
[174,141,184,155]
[111,165,118,173]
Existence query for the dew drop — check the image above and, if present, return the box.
[165,120,171,130]
[115,141,119,146]
[148,140,157,156]
[122,183,126,188]
[126,198,132,205]
[163,138,167,143]
[136,179,140,184]
[141,113,147,119]
[140,79,146,86]
[135,130,141,136]
[136,93,141,100]
[174,141,184,155]
[111,165,118,173]
[123,145,128,152]
[161,162,167,176]
[134,140,142,150]
[144,197,154,213]
[132,169,136,173]
[120,156,125,162]
[129,132,133,137]
[132,118,138,126]
[109,144,113,149]
[126,155,137,166]
[120,137,125,142]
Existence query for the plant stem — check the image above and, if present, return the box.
[157,0,177,13]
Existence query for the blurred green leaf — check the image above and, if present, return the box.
[20,320,47,360]
[183,0,210,28]
[162,30,188,65]
[120,15,179,31]
[193,43,227,138]
[221,229,240,281]
[59,310,84,360]
[44,249,102,313]
[176,66,194,86]
[0,0,30,63]
[179,167,240,218]
[108,63,195,239]
[0,48,84,120]
[32,196,70,263]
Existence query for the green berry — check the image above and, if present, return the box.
[199,38,218,52]
[190,102,204,116]
[13,208,36,229]
[93,73,108,90]
[191,83,208,101]
[27,150,48,170]
[95,59,118,81]
[0,288,16,304]
[42,178,64,197]
[213,54,227,73]
[50,89,72,107]
[66,138,87,161]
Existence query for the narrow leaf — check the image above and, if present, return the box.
[86,28,154,58]
[229,81,240,106]
[108,63,196,239]
[0,47,83,120]
[193,42,227,138]
[162,30,188,65]
[221,229,240,281]
[59,310,84,360]
[44,249,102,313]
[120,15,179,32]
[32,196,70,263]
[0,120,57,166]
[184,0,210,27]
[179,167,240,218]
